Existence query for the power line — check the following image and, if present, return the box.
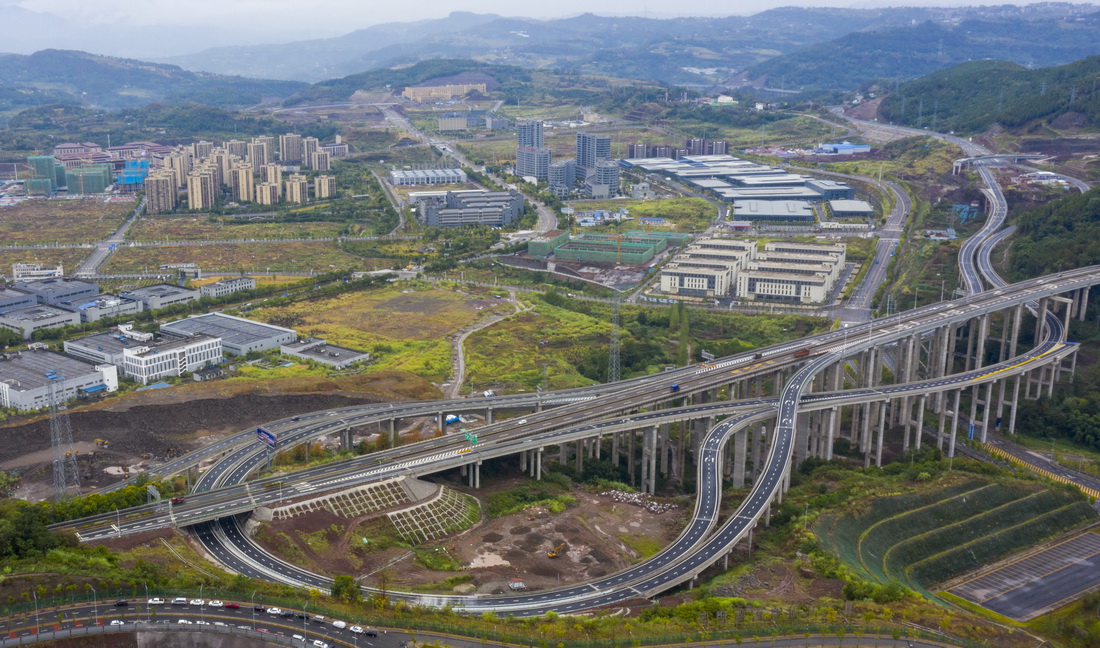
[607,296,621,383]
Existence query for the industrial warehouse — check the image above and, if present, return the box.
[659,238,846,304]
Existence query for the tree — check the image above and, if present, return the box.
[330,575,360,603]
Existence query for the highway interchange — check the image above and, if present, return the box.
[53,112,1100,620]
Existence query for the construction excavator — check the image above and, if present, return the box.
[547,543,566,559]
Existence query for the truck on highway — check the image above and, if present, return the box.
[670,384,680,393]
[793,348,812,359]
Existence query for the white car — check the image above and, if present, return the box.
[195,621,210,625]
[207,600,224,608]
[266,607,282,615]
[147,598,165,605]
[349,626,364,634]
[292,634,306,642]
[331,620,346,629]
[109,620,125,626]
[177,619,193,625]
[189,599,205,606]
[312,641,329,648]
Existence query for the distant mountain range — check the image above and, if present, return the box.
[158,5,1100,91]
[0,50,306,113]
[877,55,1100,134]
[740,12,1100,93]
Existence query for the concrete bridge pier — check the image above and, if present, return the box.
[486,407,494,424]
[732,428,747,488]
[948,389,962,458]
[645,425,658,495]
[660,424,671,479]
[914,395,926,450]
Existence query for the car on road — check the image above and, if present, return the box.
[177,619,193,625]
[171,597,188,605]
[224,603,240,609]
[266,607,282,615]
[312,641,329,648]
[310,615,325,623]
[195,621,210,625]
[189,599,205,606]
[109,620,125,626]
[253,605,265,612]
[331,620,346,629]
[349,625,363,634]
[114,600,128,607]
[365,630,378,637]
[293,634,306,642]
[208,600,224,607]
[147,598,165,605]
[295,613,308,619]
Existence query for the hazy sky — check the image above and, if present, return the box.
[13,0,1058,38]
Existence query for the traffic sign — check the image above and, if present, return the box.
[257,427,277,449]
[701,350,715,361]
[968,423,975,440]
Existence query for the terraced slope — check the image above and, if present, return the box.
[817,479,1097,596]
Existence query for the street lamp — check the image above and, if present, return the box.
[143,582,150,623]
[32,591,40,636]
[251,590,257,630]
[90,585,98,627]
[199,584,204,623]
[115,507,121,538]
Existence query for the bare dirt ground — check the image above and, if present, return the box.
[2,370,439,501]
[249,475,684,595]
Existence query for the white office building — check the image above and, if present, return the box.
[0,348,117,411]
[121,334,223,384]
[199,277,257,299]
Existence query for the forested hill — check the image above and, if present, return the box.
[878,56,1100,134]
[0,49,306,111]
[1009,186,1100,281]
[741,13,1100,95]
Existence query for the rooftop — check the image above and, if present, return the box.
[122,283,197,299]
[15,277,97,292]
[126,334,218,359]
[161,312,294,346]
[0,304,75,322]
[0,348,99,393]
[282,338,369,363]
[67,329,159,356]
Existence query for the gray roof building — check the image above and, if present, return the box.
[160,312,296,355]
[119,284,200,310]
[281,338,370,369]
[0,286,35,312]
[13,278,99,305]
[0,304,80,339]
[0,347,118,411]
[58,294,143,323]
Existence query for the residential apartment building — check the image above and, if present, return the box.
[285,174,309,203]
[256,182,280,205]
[145,170,178,214]
[315,175,337,200]
[279,134,303,163]
[309,150,331,172]
[516,146,551,180]
[260,164,282,196]
[186,166,217,210]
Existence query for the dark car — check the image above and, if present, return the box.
[225,603,240,609]
[280,611,295,618]
[365,630,378,637]
[296,613,308,619]
[253,605,266,612]
[114,600,128,607]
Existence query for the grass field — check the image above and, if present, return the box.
[131,215,345,241]
[103,241,363,274]
[464,302,608,393]
[565,197,716,232]
[248,282,490,383]
[0,198,131,244]
[0,248,91,274]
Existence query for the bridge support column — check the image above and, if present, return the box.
[875,398,887,467]
[915,395,926,449]
[389,419,397,447]
[341,428,352,452]
[660,424,671,478]
[980,382,995,443]
[752,423,765,478]
[438,411,445,435]
[1078,287,1090,320]
[628,430,636,486]
[937,398,948,451]
[646,425,658,495]
[611,432,620,467]
[948,389,961,458]
[1036,298,1050,346]
[1008,376,1022,434]
[825,408,837,461]
[520,448,527,473]
[486,407,494,424]
[733,428,747,489]
[575,439,584,473]
[536,448,543,480]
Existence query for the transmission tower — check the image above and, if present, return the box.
[607,296,622,383]
[48,376,80,499]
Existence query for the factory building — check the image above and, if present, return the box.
[59,294,144,323]
[13,278,99,305]
[65,325,223,385]
[281,338,371,369]
[732,200,815,222]
[119,284,201,310]
[160,312,296,356]
[0,347,118,411]
[0,304,81,339]
[417,190,525,228]
[389,169,468,186]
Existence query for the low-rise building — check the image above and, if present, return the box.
[13,278,99,305]
[160,312,296,355]
[0,348,117,411]
[199,277,256,299]
[829,199,875,217]
[121,334,222,385]
[281,338,371,369]
[59,294,144,323]
[735,241,848,304]
[0,304,81,338]
[10,263,64,281]
[390,169,468,186]
[807,179,855,200]
[659,263,733,297]
[732,200,815,222]
[119,284,200,310]
[418,190,525,228]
